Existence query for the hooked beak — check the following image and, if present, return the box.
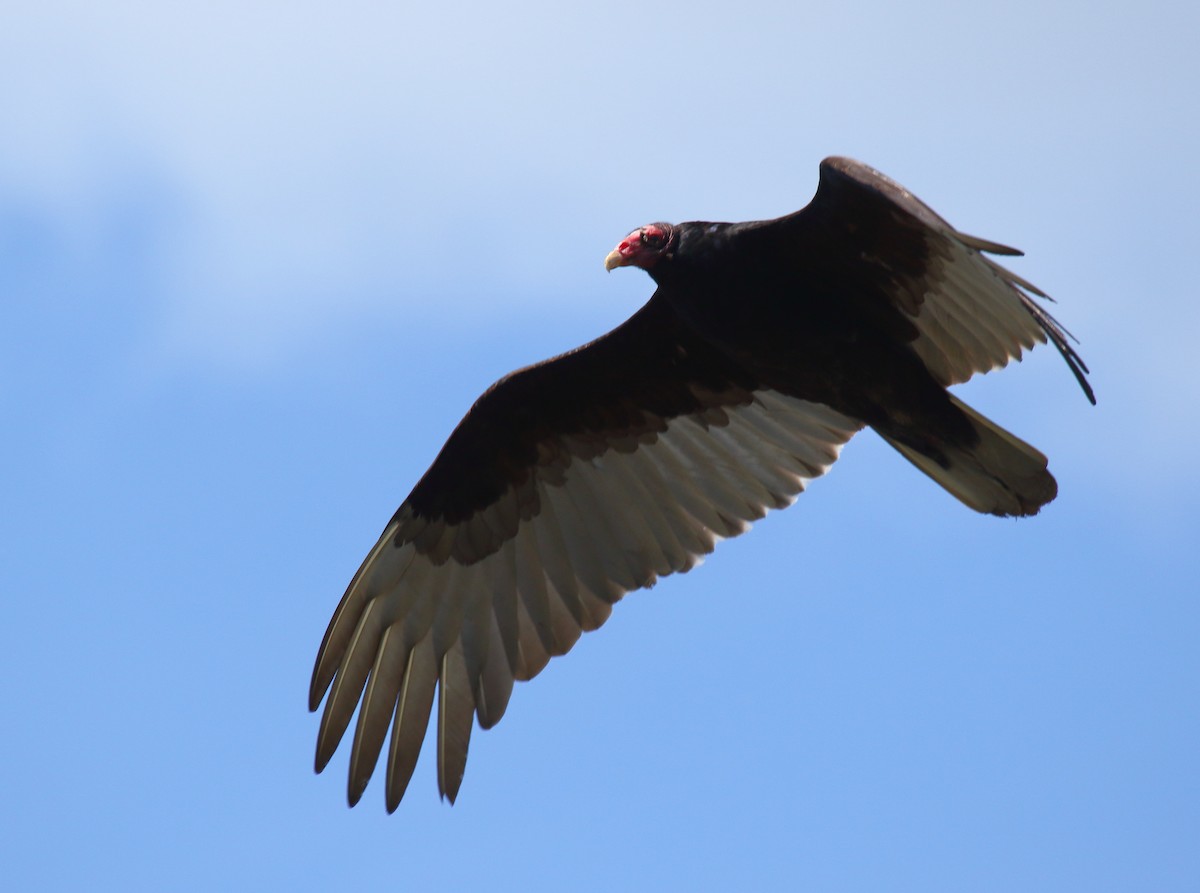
[604,248,628,272]
[605,231,641,271]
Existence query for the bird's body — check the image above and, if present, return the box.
[310,158,1092,810]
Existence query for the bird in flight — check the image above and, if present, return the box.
[309,157,1093,810]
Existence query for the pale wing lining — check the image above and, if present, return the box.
[909,235,1050,387]
[312,392,862,807]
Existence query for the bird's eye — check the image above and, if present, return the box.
[641,227,666,249]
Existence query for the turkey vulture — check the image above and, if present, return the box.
[310,157,1093,810]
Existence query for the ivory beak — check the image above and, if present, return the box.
[604,248,626,272]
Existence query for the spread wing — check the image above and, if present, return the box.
[778,157,1094,403]
[309,295,861,809]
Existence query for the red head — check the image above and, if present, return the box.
[604,223,674,272]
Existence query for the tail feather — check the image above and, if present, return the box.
[879,395,1057,517]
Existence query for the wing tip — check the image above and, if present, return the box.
[957,231,1024,257]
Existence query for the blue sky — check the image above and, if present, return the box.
[3,2,1198,890]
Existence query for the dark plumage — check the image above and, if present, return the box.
[310,157,1093,810]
